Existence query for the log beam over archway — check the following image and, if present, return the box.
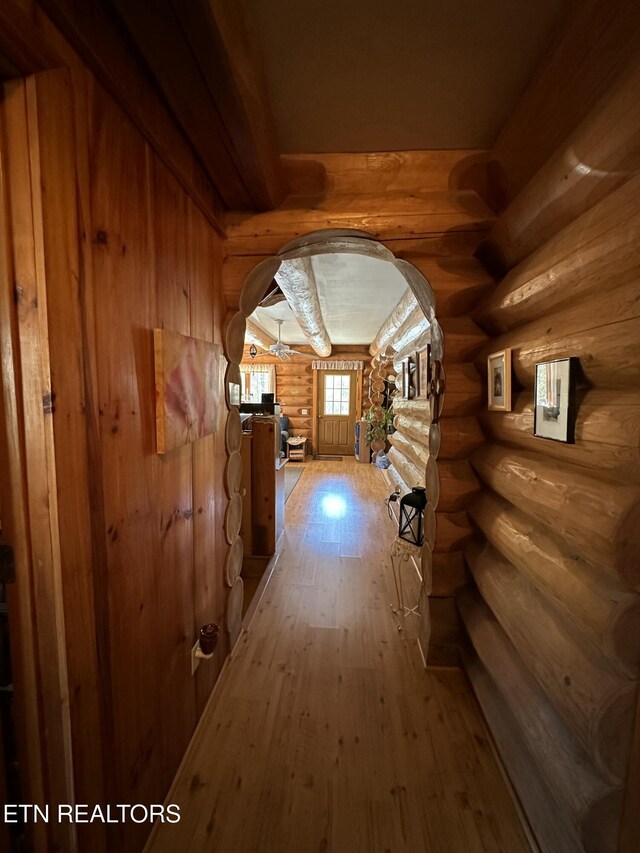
[369,287,418,357]
[245,318,276,351]
[391,304,430,367]
[275,257,332,357]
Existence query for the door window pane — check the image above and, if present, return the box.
[323,374,351,416]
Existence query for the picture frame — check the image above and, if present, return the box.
[411,351,420,398]
[418,344,431,400]
[228,381,241,407]
[153,329,220,455]
[487,348,512,412]
[401,356,415,400]
[401,357,409,399]
[534,357,578,443]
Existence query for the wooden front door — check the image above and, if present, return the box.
[317,370,357,455]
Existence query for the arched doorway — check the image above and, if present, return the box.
[222,229,444,661]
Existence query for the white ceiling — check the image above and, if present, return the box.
[250,253,409,346]
[313,253,408,344]
[245,0,567,152]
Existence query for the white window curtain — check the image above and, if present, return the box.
[312,360,363,371]
[239,363,275,403]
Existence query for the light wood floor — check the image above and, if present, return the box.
[147,459,530,853]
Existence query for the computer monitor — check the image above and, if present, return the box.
[261,393,275,404]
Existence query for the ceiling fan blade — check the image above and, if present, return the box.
[288,350,315,359]
[280,352,292,362]
[259,288,286,308]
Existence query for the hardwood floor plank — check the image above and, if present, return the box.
[146,459,530,853]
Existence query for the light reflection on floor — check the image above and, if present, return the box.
[320,493,347,518]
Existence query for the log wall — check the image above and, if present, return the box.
[224,161,495,665]
[380,259,488,663]
[241,344,372,454]
[462,7,640,849]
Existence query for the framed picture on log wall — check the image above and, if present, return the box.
[411,351,420,397]
[401,358,410,399]
[418,344,431,400]
[401,356,418,400]
[487,348,512,411]
[228,381,241,407]
[534,357,578,443]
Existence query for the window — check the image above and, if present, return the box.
[323,373,351,416]
[240,366,274,403]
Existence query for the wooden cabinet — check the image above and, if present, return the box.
[240,417,285,559]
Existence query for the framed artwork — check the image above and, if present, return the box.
[487,349,512,412]
[411,351,420,398]
[228,382,241,407]
[418,344,431,400]
[534,358,578,443]
[401,357,412,400]
[154,329,221,454]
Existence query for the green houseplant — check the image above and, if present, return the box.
[365,405,394,452]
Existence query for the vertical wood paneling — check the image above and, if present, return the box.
[29,67,107,852]
[0,79,49,853]
[82,81,228,851]
[3,75,76,851]
[189,200,228,712]
[1,12,230,852]
[90,87,160,851]
[149,154,198,796]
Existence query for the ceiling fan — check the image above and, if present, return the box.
[258,280,286,308]
[253,319,315,361]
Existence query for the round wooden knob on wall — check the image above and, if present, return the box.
[426,455,440,509]
[225,406,242,454]
[224,450,243,498]
[224,493,242,544]
[428,423,441,459]
[421,545,433,596]
[424,506,437,551]
[225,536,243,588]
[224,312,246,364]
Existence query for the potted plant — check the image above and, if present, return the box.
[365,405,394,453]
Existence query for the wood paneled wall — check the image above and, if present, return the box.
[1,21,229,853]
[88,87,227,853]
[241,344,371,454]
[462,6,640,849]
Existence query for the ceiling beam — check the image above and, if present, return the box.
[177,0,285,209]
[100,0,284,210]
[0,0,62,78]
[369,288,417,357]
[281,150,491,198]
[391,305,430,364]
[225,190,495,255]
[275,258,331,357]
[37,0,224,229]
[245,318,276,351]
